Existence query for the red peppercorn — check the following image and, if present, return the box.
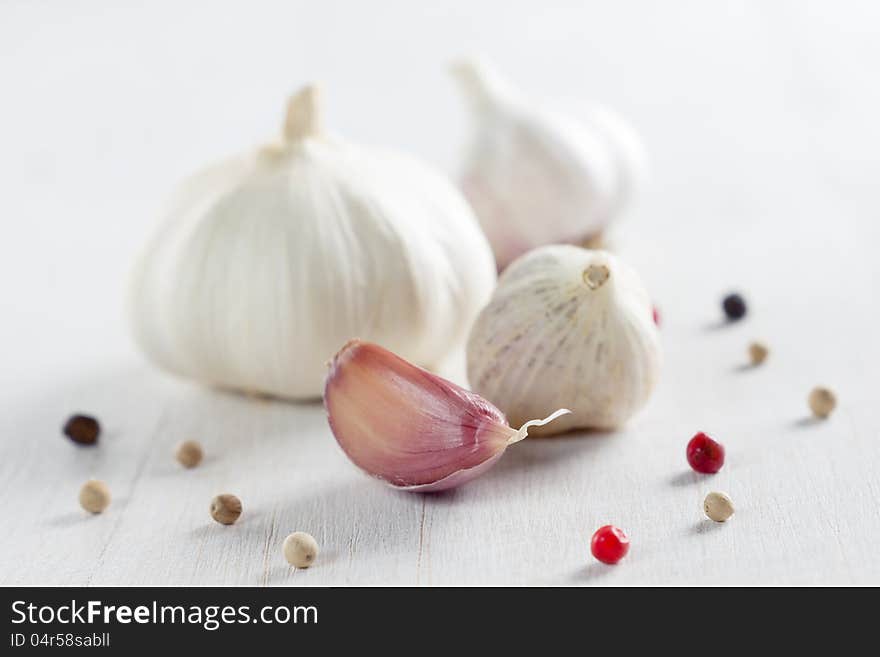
[590,525,630,565]
[686,432,725,474]
[652,306,660,326]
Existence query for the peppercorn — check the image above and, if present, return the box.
[63,414,100,445]
[79,479,111,514]
[748,341,768,366]
[175,440,204,468]
[722,293,747,321]
[210,494,242,525]
[808,387,836,419]
[283,532,319,568]
[590,525,630,565]
[703,491,735,522]
[686,432,725,474]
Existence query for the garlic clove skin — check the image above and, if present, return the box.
[324,339,568,492]
[467,245,661,435]
[452,58,646,270]
[129,85,496,400]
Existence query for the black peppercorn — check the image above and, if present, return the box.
[722,293,747,321]
[63,414,100,445]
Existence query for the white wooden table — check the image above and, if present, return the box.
[2,0,879,585]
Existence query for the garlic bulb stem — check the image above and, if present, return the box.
[450,58,518,111]
[283,84,322,142]
[583,264,610,290]
[507,408,572,445]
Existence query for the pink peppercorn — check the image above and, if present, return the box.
[686,432,725,474]
[590,525,630,564]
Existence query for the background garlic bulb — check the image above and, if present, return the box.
[129,85,496,400]
[466,245,660,434]
[452,58,648,270]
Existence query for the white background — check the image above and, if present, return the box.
[1,0,879,585]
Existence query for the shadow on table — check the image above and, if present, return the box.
[668,470,710,488]
[688,519,727,536]
[488,427,617,480]
[45,511,93,529]
[791,416,823,428]
[702,319,737,332]
[568,562,617,584]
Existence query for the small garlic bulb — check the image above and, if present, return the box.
[129,85,496,399]
[467,245,661,434]
[452,58,647,270]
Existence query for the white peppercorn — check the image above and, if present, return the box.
[283,532,319,568]
[748,341,768,366]
[703,491,735,522]
[79,479,111,514]
[808,387,836,419]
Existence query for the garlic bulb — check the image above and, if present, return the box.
[452,58,647,270]
[129,85,496,399]
[325,339,569,491]
[466,245,660,434]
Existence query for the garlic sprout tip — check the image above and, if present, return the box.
[508,408,572,444]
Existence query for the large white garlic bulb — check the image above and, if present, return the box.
[129,85,496,400]
[452,58,647,270]
[466,245,660,434]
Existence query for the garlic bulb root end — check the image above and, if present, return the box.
[508,408,571,445]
